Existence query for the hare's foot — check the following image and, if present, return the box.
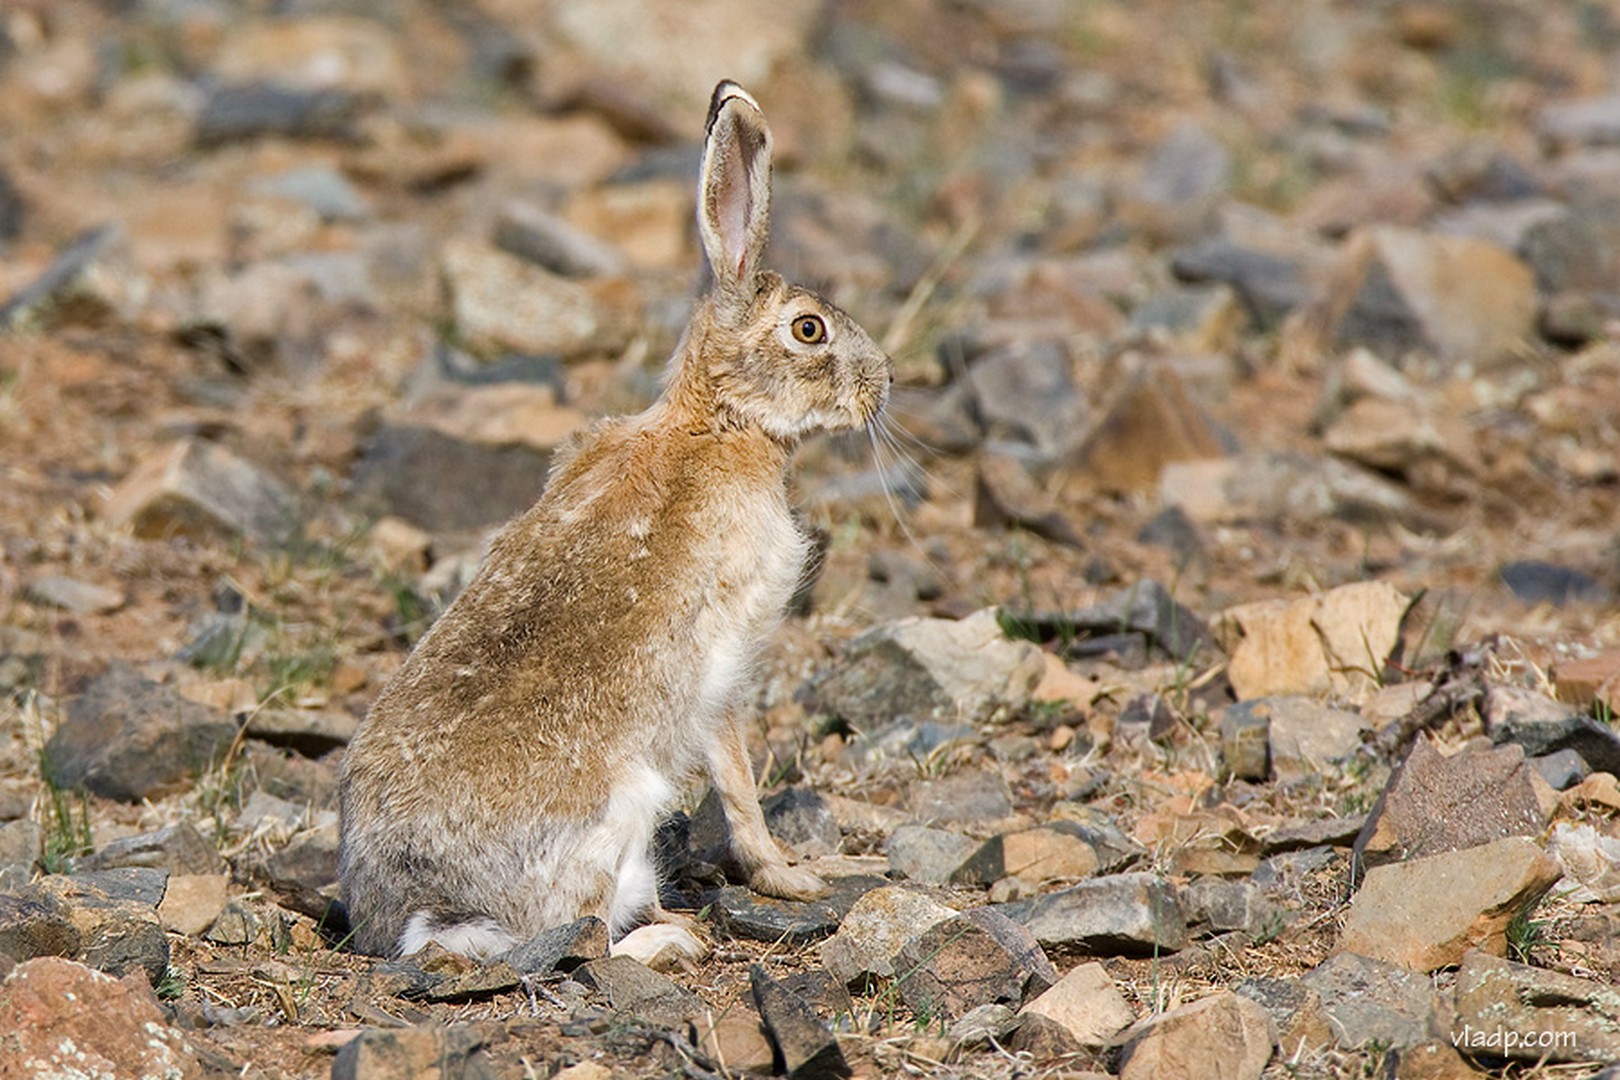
[750,860,829,902]
[611,922,709,971]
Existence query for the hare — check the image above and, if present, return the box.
[339,81,893,963]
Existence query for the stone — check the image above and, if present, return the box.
[69,868,169,908]
[1118,122,1231,240]
[1170,238,1312,329]
[894,908,1056,1022]
[886,826,979,885]
[949,1003,1020,1048]
[0,957,201,1079]
[1532,748,1590,790]
[1007,1011,1084,1059]
[1161,451,1423,530]
[205,900,261,946]
[330,1025,495,1080]
[964,341,1086,462]
[1538,95,1620,149]
[1212,581,1410,702]
[0,820,40,871]
[0,894,80,963]
[974,451,1084,548]
[244,707,357,757]
[1180,880,1277,937]
[1552,650,1620,713]
[0,225,148,331]
[695,1006,776,1076]
[1520,198,1620,311]
[1353,738,1554,876]
[750,965,851,1079]
[1306,226,1536,371]
[1233,977,1334,1055]
[1073,364,1226,495]
[1260,815,1366,854]
[1547,822,1620,903]
[249,165,371,223]
[102,439,299,547]
[79,822,227,877]
[157,874,230,937]
[1128,284,1247,354]
[995,872,1188,954]
[709,881,851,945]
[951,823,1103,887]
[0,167,22,245]
[23,575,126,615]
[44,665,236,803]
[1219,704,1269,781]
[1340,835,1562,970]
[775,969,855,1024]
[1387,1040,1490,1079]
[907,770,1016,828]
[1500,561,1610,607]
[1011,579,1214,666]
[1116,991,1273,1080]
[500,916,609,975]
[261,821,341,920]
[191,262,323,369]
[1323,397,1479,484]
[574,955,703,1028]
[195,82,364,146]
[212,15,405,97]
[423,960,523,1003]
[349,421,553,535]
[803,609,1045,727]
[819,885,957,987]
[26,875,170,985]
[1018,961,1134,1049]
[1452,949,1620,1064]
[761,787,841,859]
[495,199,627,279]
[1301,952,1443,1050]
[441,239,625,359]
[1483,683,1620,775]
[1242,697,1364,781]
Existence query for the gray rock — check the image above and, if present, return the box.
[441,239,623,359]
[1259,815,1366,855]
[1018,961,1136,1050]
[69,868,168,908]
[0,821,42,871]
[894,907,1056,1022]
[1300,952,1442,1050]
[1532,748,1591,791]
[1233,977,1333,1055]
[494,200,626,279]
[1353,737,1553,878]
[249,165,370,222]
[1116,991,1273,1080]
[1243,697,1364,781]
[26,875,169,985]
[102,439,299,547]
[195,82,363,146]
[206,900,262,946]
[0,167,22,244]
[949,1003,1019,1048]
[762,787,841,859]
[44,665,236,803]
[422,961,523,1003]
[819,885,957,986]
[331,1025,497,1080]
[803,609,1045,728]
[710,876,882,945]
[1127,283,1246,350]
[1484,683,1620,774]
[0,225,146,330]
[79,822,226,877]
[886,825,979,885]
[964,341,1086,462]
[907,770,1015,828]
[500,916,608,975]
[1171,238,1311,329]
[1180,880,1277,937]
[243,708,357,757]
[261,822,340,920]
[750,965,851,1079]
[1500,560,1611,606]
[950,822,1106,887]
[1453,949,1620,1064]
[23,576,126,615]
[349,422,551,535]
[1219,704,1270,781]
[1009,579,1214,666]
[1539,95,1620,150]
[574,955,703,1029]
[0,894,81,963]
[995,872,1188,954]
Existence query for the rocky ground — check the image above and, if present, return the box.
[2,1,1620,1077]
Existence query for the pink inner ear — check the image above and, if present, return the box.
[717,150,751,278]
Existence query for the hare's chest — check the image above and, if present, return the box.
[691,506,806,713]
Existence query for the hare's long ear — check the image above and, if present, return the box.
[699,81,772,301]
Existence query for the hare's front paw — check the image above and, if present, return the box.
[611,923,709,972]
[750,861,830,902]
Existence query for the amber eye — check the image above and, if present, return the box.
[790,314,827,344]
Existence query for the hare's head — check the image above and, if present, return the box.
[687,82,892,443]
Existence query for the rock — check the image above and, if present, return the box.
[1340,835,1562,971]
[1234,697,1365,782]
[894,907,1056,1022]
[0,894,81,963]
[1180,880,1277,937]
[102,439,299,547]
[995,872,1188,954]
[44,665,236,803]
[1303,226,1536,371]
[761,787,841,859]
[1532,748,1591,790]
[0,225,148,331]
[1452,949,1620,1064]
[1170,238,1312,329]
[1011,579,1214,666]
[0,167,23,245]
[330,1025,495,1080]
[1116,991,1273,1080]
[964,341,1086,462]
[0,821,41,871]
[819,885,957,987]
[1260,815,1366,854]
[750,965,851,1079]
[494,199,626,279]
[574,955,703,1029]
[1219,703,1270,781]
[423,960,523,1003]
[349,421,554,535]
[500,916,609,976]
[1300,952,1443,1051]
[1233,977,1334,1055]
[441,239,625,360]
[1520,198,1620,311]
[1352,738,1554,876]
[249,164,371,223]
[886,825,979,885]
[803,609,1045,727]
[1483,683,1620,774]
[1128,284,1248,353]
[1118,122,1231,240]
[212,15,404,97]
[157,874,230,937]
[1073,364,1226,495]
[696,1005,777,1076]
[244,708,357,757]
[1323,397,1479,485]
[951,823,1104,887]
[1539,96,1620,149]
[191,262,324,369]
[1018,961,1135,1049]
[69,868,169,908]
[79,822,227,877]
[205,900,261,946]
[907,770,1016,828]
[0,957,201,1079]
[710,876,882,945]
[974,450,1084,546]
[775,969,855,1024]
[1500,561,1610,607]
[27,875,169,984]
[195,82,364,146]
[1212,581,1410,703]
[1161,451,1424,530]
[23,575,126,615]
[1547,822,1620,903]
[261,821,341,920]
[1552,649,1620,713]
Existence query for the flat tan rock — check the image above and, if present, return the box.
[1213,581,1409,701]
[1019,962,1135,1049]
[1117,990,1274,1080]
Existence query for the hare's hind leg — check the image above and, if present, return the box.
[707,715,829,901]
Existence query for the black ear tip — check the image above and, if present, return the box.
[705,79,752,134]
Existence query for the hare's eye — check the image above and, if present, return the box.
[791,314,827,344]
